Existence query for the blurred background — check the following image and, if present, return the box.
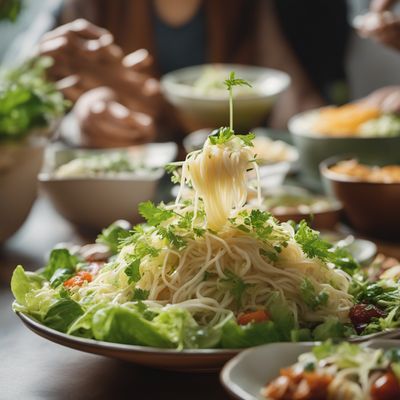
[0,0,400,245]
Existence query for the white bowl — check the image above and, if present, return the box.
[221,339,400,400]
[39,143,177,231]
[0,136,47,243]
[161,64,290,132]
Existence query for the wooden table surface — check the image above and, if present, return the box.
[0,196,227,400]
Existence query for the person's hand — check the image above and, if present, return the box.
[73,87,156,148]
[39,19,163,147]
[358,85,400,114]
[39,19,161,115]
[355,0,400,52]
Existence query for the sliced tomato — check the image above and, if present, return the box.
[63,271,93,288]
[237,310,269,325]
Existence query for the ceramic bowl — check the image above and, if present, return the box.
[221,339,400,400]
[39,143,177,231]
[0,135,48,243]
[161,64,290,132]
[320,156,400,239]
[289,109,400,189]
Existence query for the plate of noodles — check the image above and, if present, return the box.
[11,74,400,370]
[221,339,400,400]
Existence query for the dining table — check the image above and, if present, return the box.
[2,187,400,400]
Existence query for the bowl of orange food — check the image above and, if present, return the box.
[289,103,400,188]
[321,156,400,239]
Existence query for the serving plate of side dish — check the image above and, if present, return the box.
[221,339,400,400]
[17,312,239,372]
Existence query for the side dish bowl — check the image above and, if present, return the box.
[0,135,48,243]
[289,109,400,188]
[221,339,400,400]
[320,156,400,239]
[39,143,177,231]
[161,64,290,132]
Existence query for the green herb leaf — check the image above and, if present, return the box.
[236,133,255,147]
[208,127,234,145]
[224,71,252,91]
[295,221,331,260]
[139,201,174,226]
[158,227,187,250]
[125,259,141,284]
[132,288,150,301]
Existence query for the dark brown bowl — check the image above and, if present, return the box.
[320,156,400,239]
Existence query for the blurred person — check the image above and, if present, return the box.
[356,0,400,51]
[39,0,326,147]
[354,0,400,114]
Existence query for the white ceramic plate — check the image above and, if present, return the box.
[17,313,239,372]
[221,339,400,400]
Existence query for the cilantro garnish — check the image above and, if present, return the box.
[158,227,187,250]
[132,288,150,301]
[139,201,174,226]
[125,259,141,284]
[295,221,331,260]
[294,220,359,274]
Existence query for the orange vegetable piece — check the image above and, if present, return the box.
[237,310,269,325]
[63,271,93,288]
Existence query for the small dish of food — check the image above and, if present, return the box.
[161,64,290,132]
[250,186,342,230]
[321,157,400,239]
[39,142,177,231]
[289,103,400,188]
[221,339,400,400]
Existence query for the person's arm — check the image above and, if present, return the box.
[256,0,325,128]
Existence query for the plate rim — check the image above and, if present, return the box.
[17,312,240,357]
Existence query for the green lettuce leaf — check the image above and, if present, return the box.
[43,298,84,332]
[266,292,296,340]
[312,317,347,341]
[42,249,78,280]
[11,265,55,319]
[11,265,45,305]
[220,319,281,348]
